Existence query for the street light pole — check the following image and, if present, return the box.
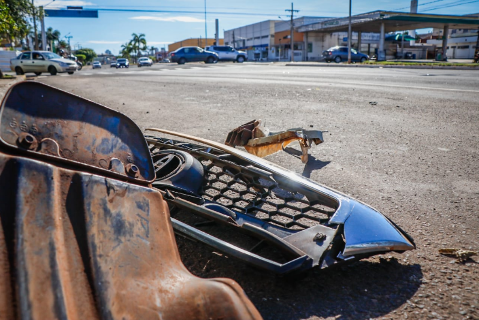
[32,0,38,50]
[347,0,352,63]
[40,1,55,51]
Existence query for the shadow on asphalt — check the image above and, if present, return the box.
[302,155,331,178]
[177,234,423,320]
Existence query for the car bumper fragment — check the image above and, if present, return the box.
[145,128,415,275]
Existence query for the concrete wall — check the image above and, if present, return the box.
[0,50,20,72]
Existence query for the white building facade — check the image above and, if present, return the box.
[224,20,277,61]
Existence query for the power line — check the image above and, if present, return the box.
[392,0,446,11]
[422,0,479,11]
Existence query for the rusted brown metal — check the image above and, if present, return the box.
[224,119,324,163]
[0,81,155,184]
[0,82,263,320]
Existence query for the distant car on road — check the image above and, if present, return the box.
[322,46,369,63]
[92,61,102,69]
[158,58,170,63]
[10,51,77,76]
[169,47,218,64]
[110,61,117,68]
[138,57,153,67]
[116,58,129,68]
[205,45,247,63]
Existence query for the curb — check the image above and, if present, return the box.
[285,63,479,70]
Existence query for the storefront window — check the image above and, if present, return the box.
[308,43,313,53]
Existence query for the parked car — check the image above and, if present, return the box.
[169,47,218,64]
[116,58,129,68]
[322,46,369,63]
[158,58,170,63]
[92,61,102,69]
[10,51,77,76]
[205,45,247,63]
[110,61,117,68]
[138,57,153,67]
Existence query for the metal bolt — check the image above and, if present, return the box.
[313,233,326,242]
[18,133,37,149]
[126,163,139,177]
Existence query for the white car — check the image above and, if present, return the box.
[92,61,102,69]
[10,51,78,76]
[138,57,153,67]
[205,45,247,63]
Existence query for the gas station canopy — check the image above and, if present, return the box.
[298,11,479,33]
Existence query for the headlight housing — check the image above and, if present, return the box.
[59,62,71,67]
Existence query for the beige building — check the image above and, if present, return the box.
[168,38,224,52]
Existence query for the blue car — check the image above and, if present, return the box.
[322,46,369,63]
[169,47,219,65]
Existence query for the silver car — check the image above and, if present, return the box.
[10,51,77,75]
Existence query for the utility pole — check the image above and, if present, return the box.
[215,19,219,46]
[32,0,38,50]
[347,0,352,63]
[232,31,236,48]
[285,3,299,62]
[40,6,46,50]
[65,33,73,53]
[204,0,207,48]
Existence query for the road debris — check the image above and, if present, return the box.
[0,82,262,320]
[439,248,477,263]
[224,119,324,163]
[146,128,415,275]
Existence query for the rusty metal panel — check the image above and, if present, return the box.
[0,152,262,320]
[0,81,154,184]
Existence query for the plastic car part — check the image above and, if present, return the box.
[225,119,324,163]
[146,129,415,275]
[0,82,262,320]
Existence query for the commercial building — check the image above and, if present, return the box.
[224,20,278,61]
[224,11,479,62]
[298,11,479,61]
[168,38,224,52]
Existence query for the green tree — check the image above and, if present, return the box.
[46,27,61,51]
[75,54,86,62]
[120,42,133,60]
[129,33,147,62]
[75,48,97,63]
[0,0,33,45]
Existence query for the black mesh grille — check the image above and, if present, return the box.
[199,159,336,230]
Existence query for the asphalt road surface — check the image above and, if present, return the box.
[35,62,479,320]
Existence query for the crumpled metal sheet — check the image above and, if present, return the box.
[0,82,262,320]
[225,120,324,163]
[0,81,155,184]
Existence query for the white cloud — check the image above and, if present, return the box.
[36,0,94,7]
[88,41,123,44]
[130,16,204,23]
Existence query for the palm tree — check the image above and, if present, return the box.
[149,46,156,56]
[46,27,61,52]
[120,42,133,60]
[129,33,147,63]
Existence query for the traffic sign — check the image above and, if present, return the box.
[45,9,98,18]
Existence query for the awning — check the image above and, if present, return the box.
[298,11,479,34]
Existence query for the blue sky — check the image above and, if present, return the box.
[37,0,479,54]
